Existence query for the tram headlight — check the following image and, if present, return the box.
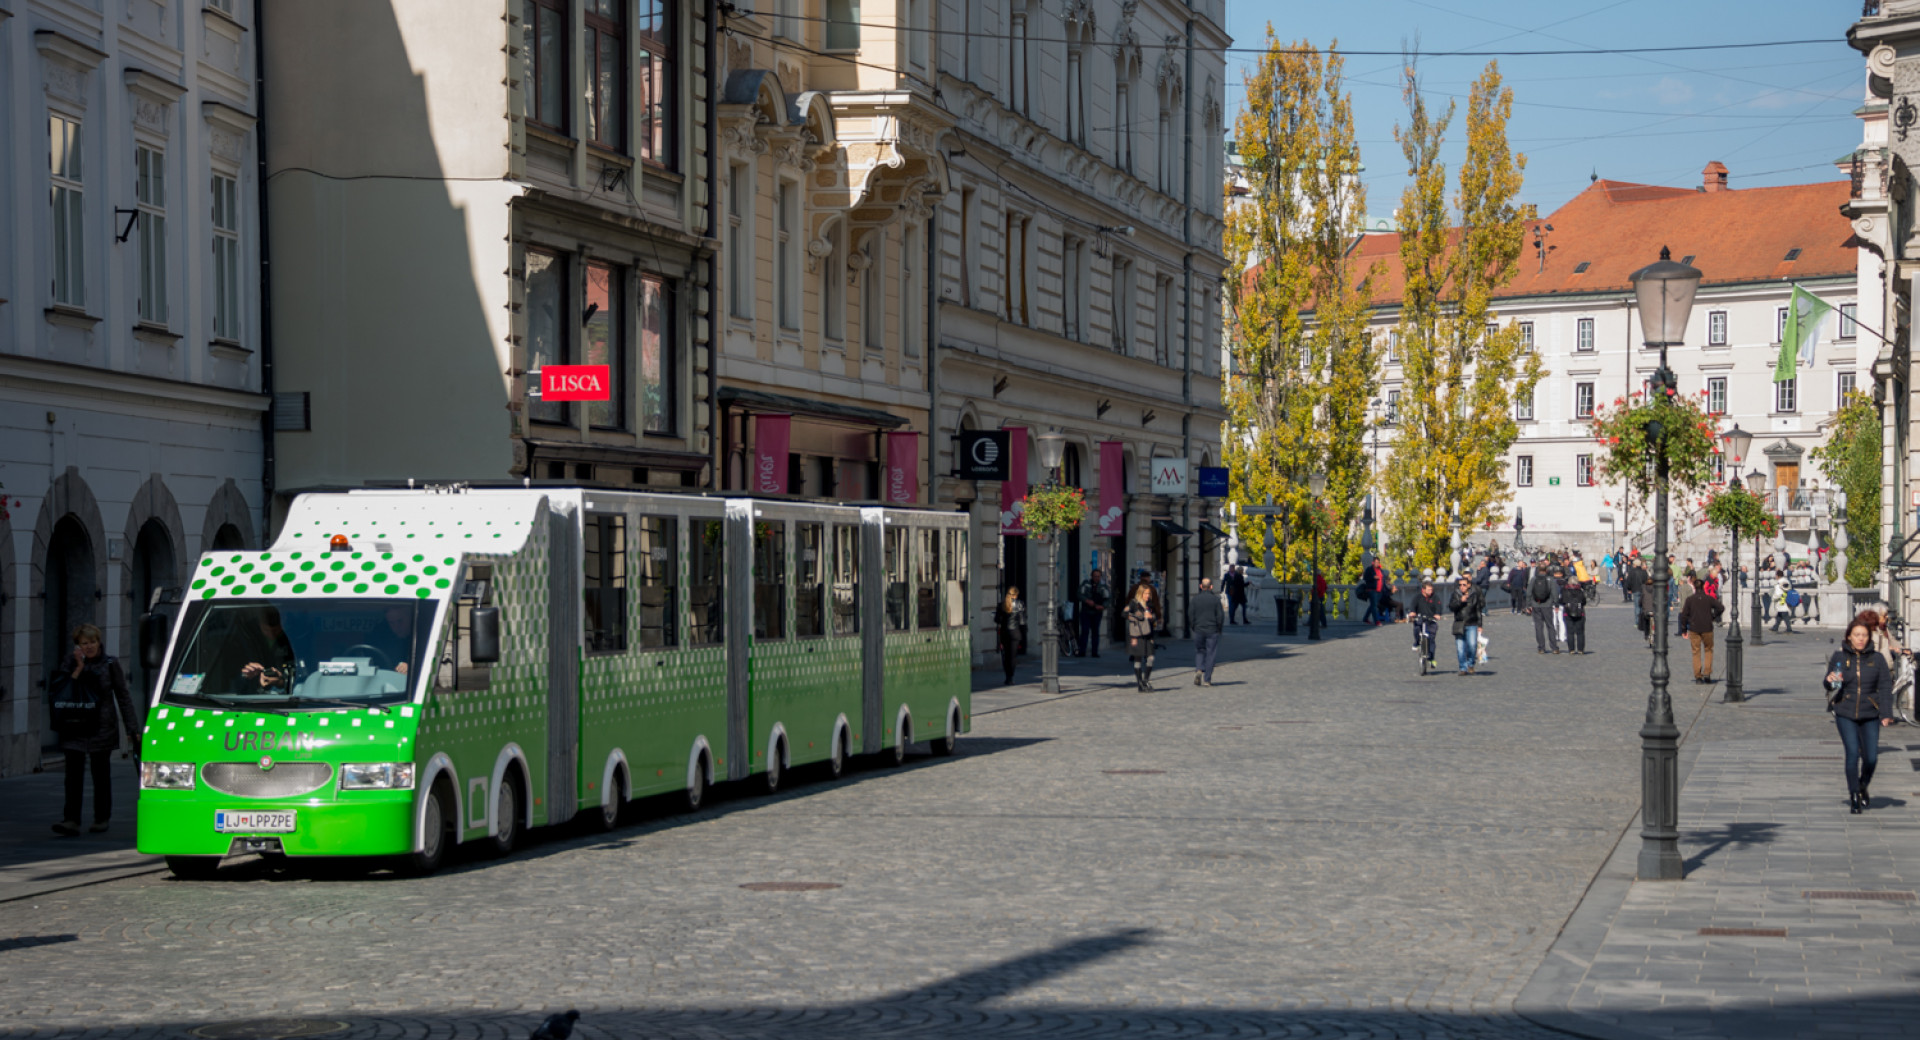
[139,762,196,790]
[339,762,415,790]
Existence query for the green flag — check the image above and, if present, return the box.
[1776,286,1832,383]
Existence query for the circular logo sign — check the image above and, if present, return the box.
[970,438,1000,467]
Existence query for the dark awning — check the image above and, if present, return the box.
[718,386,907,428]
[1199,522,1230,540]
[1153,519,1194,536]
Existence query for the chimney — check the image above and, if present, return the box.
[1702,161,1729,193]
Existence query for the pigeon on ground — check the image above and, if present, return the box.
[530,1010,580,1040]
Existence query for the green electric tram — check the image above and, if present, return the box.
[135,489,971,877]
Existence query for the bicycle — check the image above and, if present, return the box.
[1413,616,1439,675]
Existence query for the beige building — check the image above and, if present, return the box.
[264,0,716,504]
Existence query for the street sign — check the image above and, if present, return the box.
[536,365,612,402]
[956,430,1010,481]
[1151,458,1189,495]
[1548,476,1561,486]
[1197,466,1229,498]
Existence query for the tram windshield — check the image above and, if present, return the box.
[158,599,438,710]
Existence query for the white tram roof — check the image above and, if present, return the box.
[275,489,557,556]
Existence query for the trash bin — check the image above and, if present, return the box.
[1276,594,1298,636]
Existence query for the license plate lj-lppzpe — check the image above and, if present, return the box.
[215,810,296,833]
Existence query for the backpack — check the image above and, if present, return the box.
[48,668,102,739]
[1786,589,1802,608]
[1530,573,1553,603]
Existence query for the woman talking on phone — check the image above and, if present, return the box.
[1827,619,1896,814]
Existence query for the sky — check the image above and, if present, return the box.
[1222,0,1869,221]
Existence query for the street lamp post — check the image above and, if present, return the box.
[1745,469,1768,646]
[1036,431,1067,695]
[1308,472,1327,641]
[1450,500,1462,578]
[1629,247,1700,882]
[1721,425,1753,703]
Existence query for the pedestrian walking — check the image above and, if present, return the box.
[1529,563,1561,654]
[1681,581,1724,683]
[1506,559,1531,615]
[1077,569,1108,657]
[1561,578,1588,654]
[1190,577,1225,686]
[1825,620,1895,813]
[1124,582,1158,691]
[1771,574,1796,633]
[1224,565,1249,625]
[1448,575,1486,676]
[48,623,141,836]
[991,588,1026,686]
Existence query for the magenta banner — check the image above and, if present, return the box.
[885,431,920,503]
[1098,441,1125,537]
[753,414,791,495]
[998,426,1027,535]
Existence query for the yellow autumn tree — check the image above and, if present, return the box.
[1380,61,1542,571]
[1224,34,1379,581]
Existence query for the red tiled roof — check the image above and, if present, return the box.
[1360,173,1854,307]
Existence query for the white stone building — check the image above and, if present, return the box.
[0,1,265,775]
[1363,166,1861,562]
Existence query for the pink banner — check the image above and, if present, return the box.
[885,431,920,504]
[1097,441,1125,537]
[753,414,791,495]
[998,426,1027,536]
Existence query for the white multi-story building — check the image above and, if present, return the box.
[1364,164,1859,560]
[0,1,264,775]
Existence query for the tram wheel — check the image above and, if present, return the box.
[765,741,784,794]
[686,755,708,812]
[826,730,847,780]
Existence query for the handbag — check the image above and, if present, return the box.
[1476,633,1490,664]
[48,669,101,739]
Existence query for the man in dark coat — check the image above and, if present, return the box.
[1529,563,1561,653]
[1681,583,1725,683]
[1190,578,1226,686]
[1077,569,1108,657]
[1224,565,1248,625]
[1506,560,1531,615]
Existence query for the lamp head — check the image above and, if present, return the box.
[1307,472,1327,496]
[1036,430,1066,472]
[1744,469,1768,496]
[1719,423,1752,468]
[1629,246,1702,347]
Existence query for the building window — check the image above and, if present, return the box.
[1840,302,1858,340]
[1707,375,1727,415]
[1386,389,1400,422]
[823,223,846,341]
[211,173,241,340]
[526,249,569,424]
[903,221,924,357]
[907,0,929,70]
[1008,0,1029,114]
[1063,236,1085,341]
[1385,329,1399,361]
[1516,455,1533,487]
[1708,309,1727,346]
[640,273,674,434]
[523,0,567,131]
[636,0,676,167]
[1776,306,1788,343]
[1775,376,1797,414]
[1155,277,1175,365]
[583,513,628,654]
[1575,381,1595,419]
[1838,370,1857,404]
[825,0,861,50]
[1515,389,1534,421]
[1112,257,1134,354]
[1576,454,1594,487]
[1065,37,1088,147]
[1576,317,1594,353]
[1004,213,1028,325]
[135,145,169,325]
[774,0,797,39]
[584,0,625,151]
[862,235,885,353]
[1116,71,1134,175]
[958,187,976,307]
[585,260,623,430]
[1518,322,1533,353]
[727,163,752,318]
[50,114,85,308]
[776,180,798,330]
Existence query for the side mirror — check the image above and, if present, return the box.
[470,606,502,664]
[139,613,169,671]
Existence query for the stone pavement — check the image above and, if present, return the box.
[0,598,1893,1040]
[0,755,163,904]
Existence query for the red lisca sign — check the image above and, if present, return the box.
[537,365,611,402]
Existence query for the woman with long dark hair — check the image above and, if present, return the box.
[992,587,1026,685]
[1826,620,1895,813]
[1123,582,1158,691]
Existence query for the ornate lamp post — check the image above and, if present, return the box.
[1514,506,1525,560]
[1745,469,1768,646]
[1036,431,1067,694]
[1720,424,1753,702]
[1307,472,1327,641]
[1630,247,1700,882]
[1449,499,1463,578]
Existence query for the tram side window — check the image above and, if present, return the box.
[754,520,788,640]
[796,522,824,638]
[437,564,495,690]
[689,519,725,646]
[637,515,678,649]
[945,528,968,628]
[915,528,941,629]
[884,527,910,632]
[831,524,860,636]
[584,513,628,654]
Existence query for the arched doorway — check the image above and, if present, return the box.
[130,519,177,698]
[212,523,246,551]
[42,516,97,748]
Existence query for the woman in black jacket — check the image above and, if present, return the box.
[1826,620,1896,813]
[49,623,142,835]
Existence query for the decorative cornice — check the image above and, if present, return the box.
[125,68,186,104]
[202,99,256,133]
[36,28,107,71]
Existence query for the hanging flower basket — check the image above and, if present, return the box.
[1019,484,1089,540]
[1590,387,1721,499]
[1702,484,1778,539]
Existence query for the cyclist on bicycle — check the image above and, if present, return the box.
[1409,578,1442,668]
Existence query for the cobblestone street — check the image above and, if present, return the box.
[0,602,1876,1039]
